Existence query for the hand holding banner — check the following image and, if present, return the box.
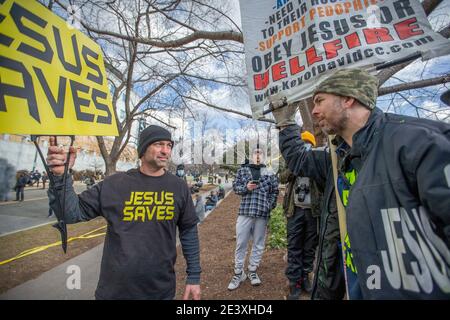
[239,0,450,117]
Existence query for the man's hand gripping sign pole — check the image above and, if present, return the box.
[0,0,118,252]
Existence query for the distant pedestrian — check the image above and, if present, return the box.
[218,184,225,200]
[41,171,48,189]
[0,158,15,202]
[31,170,41,188]
[15,172,28,201]
[84,176,95,190]
[204,191,218,211]
[194,194,205,223]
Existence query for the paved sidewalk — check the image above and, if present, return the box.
[0,244,103,300]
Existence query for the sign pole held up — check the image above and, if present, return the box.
[1,0,118,252]
[31,135,75,253]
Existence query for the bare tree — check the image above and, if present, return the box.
[72,0,450,121]
[50,0,249,174]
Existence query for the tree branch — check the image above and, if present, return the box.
[81,22,243,47]
[422,0,442,15]
[182,95,275,124]
[379,74,450,96]
[135,111,177,129]
[377,23,450,85]
[104,61,124,81]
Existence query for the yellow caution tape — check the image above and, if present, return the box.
[0,225,107,266]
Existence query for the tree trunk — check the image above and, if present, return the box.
[299,98,328,147]
[97,136,120,176]
[105,158,118,176]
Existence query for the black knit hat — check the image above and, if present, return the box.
[137,125,174,158]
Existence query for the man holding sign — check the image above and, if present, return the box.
[46,125,201,300]
[0,0,117,136]
[273,68,450,299]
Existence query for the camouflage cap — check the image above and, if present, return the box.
[313,68,379,109]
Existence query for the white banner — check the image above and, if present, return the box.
[239,0,450,117]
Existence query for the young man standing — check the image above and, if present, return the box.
[228,148,279,290]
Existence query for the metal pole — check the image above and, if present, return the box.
[262,52,423,115]
[32,136,39,171]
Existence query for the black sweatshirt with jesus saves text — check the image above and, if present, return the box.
[48,169,200,299]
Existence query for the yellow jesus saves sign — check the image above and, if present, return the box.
[0,0,118,136]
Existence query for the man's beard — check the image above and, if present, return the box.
[321,103,348,136]
[147,157,168,170]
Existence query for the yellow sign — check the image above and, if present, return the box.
[0,0,118,136]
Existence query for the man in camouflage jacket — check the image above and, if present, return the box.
[273,68,450,299]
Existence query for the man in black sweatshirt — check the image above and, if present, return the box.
[273,68,450,299]
[46,125,201,300]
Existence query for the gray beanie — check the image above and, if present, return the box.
[137,125,173,158]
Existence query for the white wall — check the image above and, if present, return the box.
[0,139,136,173]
